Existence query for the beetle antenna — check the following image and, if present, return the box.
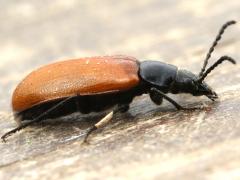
[1,96,76,142]
[198,20,236,77]
[198,56,236,82]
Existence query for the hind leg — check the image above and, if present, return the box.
[1,96,76,142]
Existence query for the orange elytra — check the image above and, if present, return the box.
[12,55,140,112]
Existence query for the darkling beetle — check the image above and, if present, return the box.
[1,20,237,143]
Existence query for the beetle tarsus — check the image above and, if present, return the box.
[82,110,114,144]
[1,96,76,142]
[82,126,97,144]
[1,136,7,143]
[1,121,34,142]
[81,104,130,144]
[1,126,23,142]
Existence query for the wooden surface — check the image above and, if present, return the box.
[0,1,240,179]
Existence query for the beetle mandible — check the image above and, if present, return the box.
[1,20,237,143]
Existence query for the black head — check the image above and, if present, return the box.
[171,70,217,101]
[172,20,237,101]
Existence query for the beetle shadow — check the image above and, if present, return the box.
[125,96,217,125]
[22,96,217,144]
[32,111,105,128]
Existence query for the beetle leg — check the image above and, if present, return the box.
[83,104,128,144]
[150,89,163,105]
[150,88,200,111]
[83,111,113,144]
[1,96,76,142]
[150,88,184,110]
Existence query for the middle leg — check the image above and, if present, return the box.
[82,104,129,144]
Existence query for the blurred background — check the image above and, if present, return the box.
[0,1,240,179]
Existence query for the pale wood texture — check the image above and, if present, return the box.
[0,1,240,179]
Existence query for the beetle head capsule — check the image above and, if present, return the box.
[170,69,217,100]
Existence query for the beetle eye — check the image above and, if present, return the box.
[191,81,199,90]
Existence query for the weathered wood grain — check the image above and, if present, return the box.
[0,1,240,179]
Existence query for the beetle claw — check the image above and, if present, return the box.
[1,136,7,143]
[206,93,218,101]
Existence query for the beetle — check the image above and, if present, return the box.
[1,20,237,143]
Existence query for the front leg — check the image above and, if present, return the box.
[150,88,185,110]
